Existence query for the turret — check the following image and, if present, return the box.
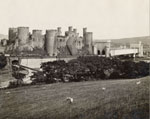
[138,41,143,57]
[57,27,62,36]
[83,28,87,36]
[83,27,87,45]
[105,40,111,57]
[73,29,77,34]
[68,26,73,32]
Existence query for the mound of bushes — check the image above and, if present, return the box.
[32,56,149,84]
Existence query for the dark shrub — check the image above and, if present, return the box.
[0,54,7,69]
[32,56,150,84]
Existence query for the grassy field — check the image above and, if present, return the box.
[0,76,149,119]
[0,68,14,83]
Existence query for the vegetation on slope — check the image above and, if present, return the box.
[30,56,150,84]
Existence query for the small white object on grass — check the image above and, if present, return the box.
[102,87,106,90]
[66,97,73,104]
[136,81,141,85]
[5,91,10,94]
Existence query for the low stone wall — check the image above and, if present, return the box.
[20,57,77,69]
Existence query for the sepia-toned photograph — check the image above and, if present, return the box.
[0,0,149,119]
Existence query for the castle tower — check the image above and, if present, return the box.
[68,26,73,32]
[57,27,62,36]
[18,27,29,45]
[45,30,57,56]
[85,32,93,55]
[8,28,18,43]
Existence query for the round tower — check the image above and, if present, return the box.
[8,28,18,42]
[85,32,93,54]
[18,27,29,45]
[83,28,87,36]
[66,37,78,55]
[45,30,56,56]
[85,32,92,45]
[83,27,87,45]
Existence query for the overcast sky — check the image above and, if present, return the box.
[0,0,149,39]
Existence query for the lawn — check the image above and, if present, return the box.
[0,76,149,119]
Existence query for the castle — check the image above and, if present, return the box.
[8,26,93,57]
[6,26,143,60]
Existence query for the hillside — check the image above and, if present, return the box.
[95,36,150,51]
[111,36,150,52]
[95,36,150,45]
[0,76,149,119]
[0,34,8,41]
[111,36,150,45]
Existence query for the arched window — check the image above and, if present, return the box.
[102,49,105,55]
[97,50,100,55]
[12,60,19,65]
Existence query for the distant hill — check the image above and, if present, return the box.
[110,36,150,45]
[94,36,150,45]
[94,36,150,51]
[0,34,8,41]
